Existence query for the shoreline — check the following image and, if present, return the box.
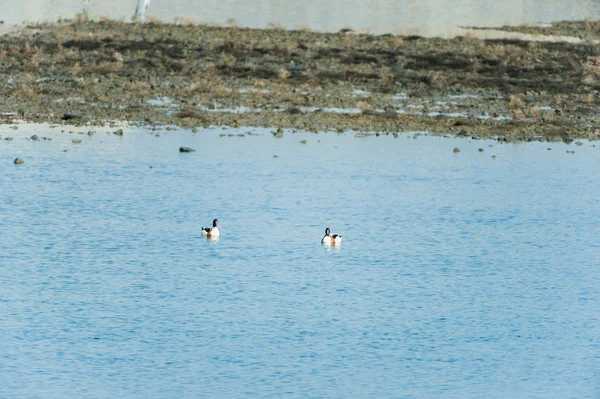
[1,19,600,142]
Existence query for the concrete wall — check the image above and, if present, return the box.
[2,0,600,36]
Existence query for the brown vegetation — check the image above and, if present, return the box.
[0,19,599,141]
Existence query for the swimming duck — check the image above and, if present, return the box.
[321,228,342,245]
[202,219,220,238]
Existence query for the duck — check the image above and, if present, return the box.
[321,228,342,245]
[202,219,220,238]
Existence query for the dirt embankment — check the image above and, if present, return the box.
[1,18,600,141]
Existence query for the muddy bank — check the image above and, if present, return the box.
[1,19,600,141]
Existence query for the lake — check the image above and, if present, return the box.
[1,124,598,398]
[3,0,600,36]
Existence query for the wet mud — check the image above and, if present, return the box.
[1,18,600,141]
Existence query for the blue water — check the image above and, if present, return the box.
[1,125,599,398]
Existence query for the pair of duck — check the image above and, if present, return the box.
[202,219,342,245]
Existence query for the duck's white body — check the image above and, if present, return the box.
[321,234,342,245]
[202,227,220,238]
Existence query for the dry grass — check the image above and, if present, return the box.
[92,60,123,73]
[426,71,456,88]
[175,105,199,118]
[528,106,540,119]
[146,17,163,26]
[74,12,88,25]
[509,94,526,109]
[266,23,285,31]
[180,77,231,98]
[512,109,526,121]
[379,66,394,83]
[390,36,404,48]
[356,100,371,110]
[278,68,291,80]
[177,17,197,26]
[13,83,39,101]
[582,56,600,84]
[554,94,567,107]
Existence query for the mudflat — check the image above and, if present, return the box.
[1,18,600,142]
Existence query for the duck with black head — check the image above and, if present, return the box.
[321,228,342,245]
[202,219,220,238]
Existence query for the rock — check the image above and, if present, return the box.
[72,139,82,144]
[285,107,303,115]
[113,129,123,136]
[179,147,196,152]
[299,139,307,144]
[272,127,284,138]
[453,147,460,153]
[547,148,552,150]
[575,141,583,146]
[155,134,160,137]
[61,114,80,121]
[192,127,199,133]
[30,134,40,141]
[478,148,484,152]
[5,137,13,140]
[13,157,24,164]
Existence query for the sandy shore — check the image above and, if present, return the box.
[1,19,599,142]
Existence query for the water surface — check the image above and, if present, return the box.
[1,125,599,398]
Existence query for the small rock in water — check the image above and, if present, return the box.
[10,126,18,130]
[179,147,196,153]
[155,134,160,137]
[192,127,199,133]
[5,137,13,141]
[453,147,461,153]
[72,139,82,144]
[575,141,583,146]
[478,148,484,152]
[272,128,284,138]
[113,129,124,136]
[30,134,40,141]
[547,148,552,150]
[13,157,24,164]
[299,139,307,144]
